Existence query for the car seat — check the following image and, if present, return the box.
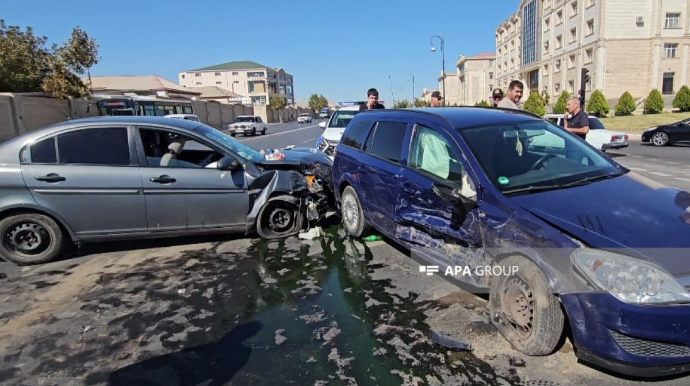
[160,137,186,167]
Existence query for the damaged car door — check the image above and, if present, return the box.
[396,122,487,286]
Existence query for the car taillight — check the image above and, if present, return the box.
[624,135,628,141]
[611,135,616,142]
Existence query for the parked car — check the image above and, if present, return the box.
[543,114,628,152]
[332,107,690,377]
[641,117,690,146]
[0,116,335,265]
[226,116,267,136]
[319,110,330,119]
[164,114,200,122]
[316,104,362,159]
[297,113,312,124]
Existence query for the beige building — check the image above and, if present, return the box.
[85,75,201,100]
[437,71,462,105]
[453,53,497,105]
[178,61,294,106]
[188,86,246,104]
[496,0,690,104]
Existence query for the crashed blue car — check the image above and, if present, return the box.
[331,107,690,377]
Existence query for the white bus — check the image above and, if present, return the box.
[95,96,194,117]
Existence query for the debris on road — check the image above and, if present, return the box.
[275,329,287,345]
[429,330,472,351]
[299,226,324,240]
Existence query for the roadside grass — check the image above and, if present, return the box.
[599,111,690,132]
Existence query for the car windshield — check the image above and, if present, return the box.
[328,110,358,128]
[193,124,264,163]
[300,114,309,117]
[459,120,622,195]
[234,117,255,123]
[589,117,605,130]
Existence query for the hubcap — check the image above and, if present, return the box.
[653,133,668,146]
[342,193,359,232]
[501,276,534,339]
[5,222,50,254]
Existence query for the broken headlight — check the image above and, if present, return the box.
[317,138,329,151]
[572,248,690,304]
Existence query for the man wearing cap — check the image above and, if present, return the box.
[430,91,443,107]
[492,88,504,107]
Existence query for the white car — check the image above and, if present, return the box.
[316,104,362,159]
[297,113,312,124]
[164,114,200,122]
[227,116,267,136]
[543,114,628,152]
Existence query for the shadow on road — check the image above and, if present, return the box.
[102,321,262,386]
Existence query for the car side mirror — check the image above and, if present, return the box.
[319,122,327,129]
[432,182,478,214]
[217,157,241,171]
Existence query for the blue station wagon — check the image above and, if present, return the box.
[332,107,690,377]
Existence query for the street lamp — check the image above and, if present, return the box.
[430,35,445,105]
[408,74,415,104]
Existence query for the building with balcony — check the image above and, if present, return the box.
[496,0,690,104]
[454,52,497,105]
[178,61,294,105]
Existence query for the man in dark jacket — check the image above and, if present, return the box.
[359,88,385,111]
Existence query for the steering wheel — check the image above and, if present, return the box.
[530,153,557,170]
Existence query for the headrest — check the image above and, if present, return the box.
[168,138,186,155]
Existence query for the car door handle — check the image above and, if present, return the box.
[35,173,66,183]
[150,175,176,184]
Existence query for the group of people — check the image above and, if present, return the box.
[357,88,448,111]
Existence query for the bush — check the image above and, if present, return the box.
[644,89,664,114]
[552,91,570,114]
[614,91,636,116]
[475,100,490,107]
[586,90,609,117]
[673,85,690,111]
[522,91,545,116]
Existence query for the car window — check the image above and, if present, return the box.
[140,128,224,168]
[256,117,262,123]
[234,117,254,123]
[363,121,407,163]
[341,121,373,149]
[28,137,57,163]
[408,125,464,184]
[589,117,605,130]
[57,127,130,166]
[328,110,358,128]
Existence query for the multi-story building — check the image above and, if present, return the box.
[438,71,462,105]
[496,0,690,103]
[178,61,294,106]
[454,53,497,105]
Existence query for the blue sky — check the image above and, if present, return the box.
[4,0,518,104]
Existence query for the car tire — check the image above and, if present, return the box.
[0,213,66,265]
[341,186,369,238]
[256,195,303,239]
[489,255,564,356]
[262,127,266,135]
[231,133,236,137]
[652,132,669,146]
[252,128,257,136]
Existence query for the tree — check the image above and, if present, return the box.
[644,89,664,114]
[474,100,490,107]
[394,99,412,108]
[673,85,690,112]
[413,98,429,107]
[308,93,328,111]
[269,94,285,110]
[0,20,99,98]
[522,91,545,116]
[586,90,609,117]
[614,91,636,116]
[552,91,570,114]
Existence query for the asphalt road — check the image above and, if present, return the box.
[606,140,690,191]
[236,119,326,151]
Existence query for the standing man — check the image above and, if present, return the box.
[491,88,504,107]
[497,80,523,110]
[564,96,590,139]
[430,91,444,107]
[359,88,385,111]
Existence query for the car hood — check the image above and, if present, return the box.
[509,172,690,276]
[323,127,345,142]
[257,147,333,181]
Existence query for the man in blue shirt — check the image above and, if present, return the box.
[564,96,590,140]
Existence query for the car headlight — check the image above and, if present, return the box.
[318,138,329,151]
[644,126,657,133]
[572,248,690,304]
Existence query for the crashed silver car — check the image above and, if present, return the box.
[0,117,334,265]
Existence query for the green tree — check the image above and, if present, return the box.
[552,91,570,114]
[308,93,328,111]
[474,100,490,107]
[673,85,690,112]
[614,91,636,116]
[0,20,99,98]
[586,90,609,117]
[269,94,285,110]
[644,89,664,114]
[394,99,412,108]
[413,98,429,107]
[522,91,545,116]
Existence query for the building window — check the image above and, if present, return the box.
[555,59,561,71]
[556,10,563,24]
[665,13,681,29]
[544,63,549,71]
[664,43,678,58]
[544,40,550,52]
[555,83,561,93]
[215,81,222,85]
[248,72,265,78]
[570,28,577,42]
[569,80,575,93]
[556,34,563,49]
[663,72,675,94]
[195,82,202,85]
[215,72,221,76]
[544,17,550,30]
[233,80,239,84]
[569,54,576,68]
[586,48,593,62]
[570,1,578,17]
[181,75,185,79]
[489,59,494,66]
[587,0,595,8]
[232,72,239,76]
[489,72,494,79]
[586,19,595,35]
[195,73,201,77]
[521,0,537,66]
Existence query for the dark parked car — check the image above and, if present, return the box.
[641,117,690,146]
[0,117,334,265]
[332,107,690,377]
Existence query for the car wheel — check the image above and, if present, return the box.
[0,213,66,265]
[256,196,303,239]
[231,133,236,137]
[489,255,564,356]
[252,128,257,136]
[341,186,369,237]
[262,127,266,135]
[652,132,669,146]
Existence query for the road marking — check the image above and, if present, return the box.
[302,138,315,144]
[241,124,318,141]
[647,171,673,177]
[673,177,690,182]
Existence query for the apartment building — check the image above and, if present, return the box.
[178,61,294,105]
[496,0,690,102]
[454,53,497,105]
